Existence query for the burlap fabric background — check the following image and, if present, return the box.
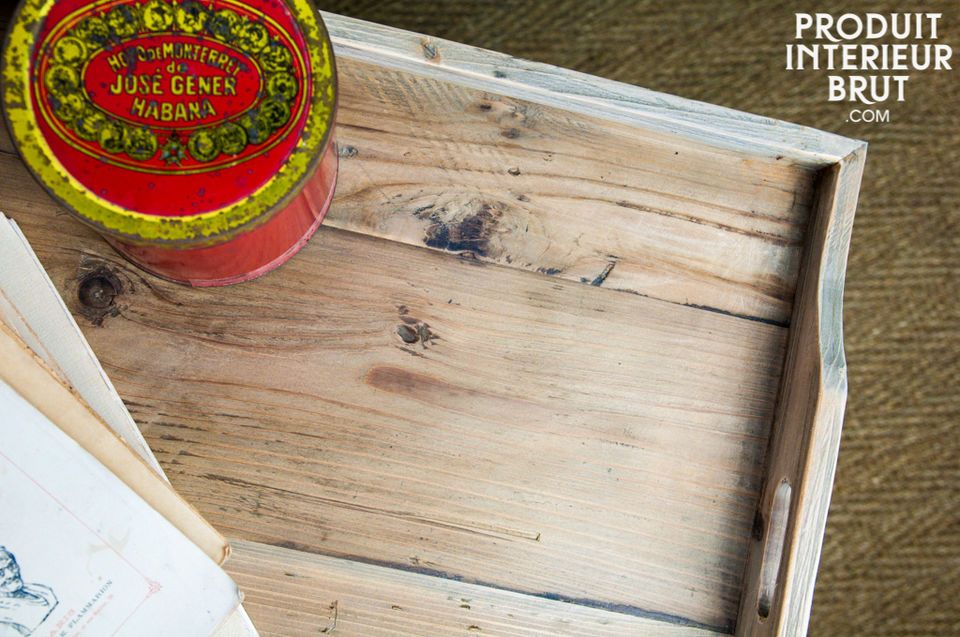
[318,2,958,634]
[3,1,956,634]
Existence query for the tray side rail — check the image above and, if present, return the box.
[736,146,866,637]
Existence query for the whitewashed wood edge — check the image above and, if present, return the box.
[779,145,866,637]
[734,143,866,637]
[322,12,863,167]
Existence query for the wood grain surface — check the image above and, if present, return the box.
[324,58,818,326]
[0,152,787,629]
[228,538,716,636]
[0,11,864,636]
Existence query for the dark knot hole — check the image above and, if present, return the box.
[78,274,119,309]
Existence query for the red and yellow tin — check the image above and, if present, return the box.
[2,0,337,286]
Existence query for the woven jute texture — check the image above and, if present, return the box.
[318,1,959,635]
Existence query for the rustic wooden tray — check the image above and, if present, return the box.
[0,12,865,637]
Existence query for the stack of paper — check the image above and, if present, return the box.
[0,214,259,637]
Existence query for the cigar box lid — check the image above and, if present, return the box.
[2,0,336,247]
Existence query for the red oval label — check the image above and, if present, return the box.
[29,0,322,218]
[82,34,262,130]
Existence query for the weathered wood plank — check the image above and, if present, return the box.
[2,152,787,629]
[227,539,719,637]
[324,58,816,325]
[321,13,861,166]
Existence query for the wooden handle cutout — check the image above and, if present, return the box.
[758,480,792,619]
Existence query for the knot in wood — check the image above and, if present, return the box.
[396,324,419,344]
[78,274,118,309]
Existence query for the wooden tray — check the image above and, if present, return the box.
[0,12,865,637]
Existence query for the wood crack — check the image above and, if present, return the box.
[589,261,617,286]
[326,225,791,328]
[682,303,790,329]
[615,200,800,248]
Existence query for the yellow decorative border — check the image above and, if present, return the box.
[1,0,336,246]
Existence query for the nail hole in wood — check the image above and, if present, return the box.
[420,39,439,60]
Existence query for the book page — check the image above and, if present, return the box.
[0,380,239,636]
[0,322,229,564]
[0,215,258,635]
[212,606,260,637]
[0,216,161,475]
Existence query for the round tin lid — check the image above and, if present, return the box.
[2,0,336,246]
